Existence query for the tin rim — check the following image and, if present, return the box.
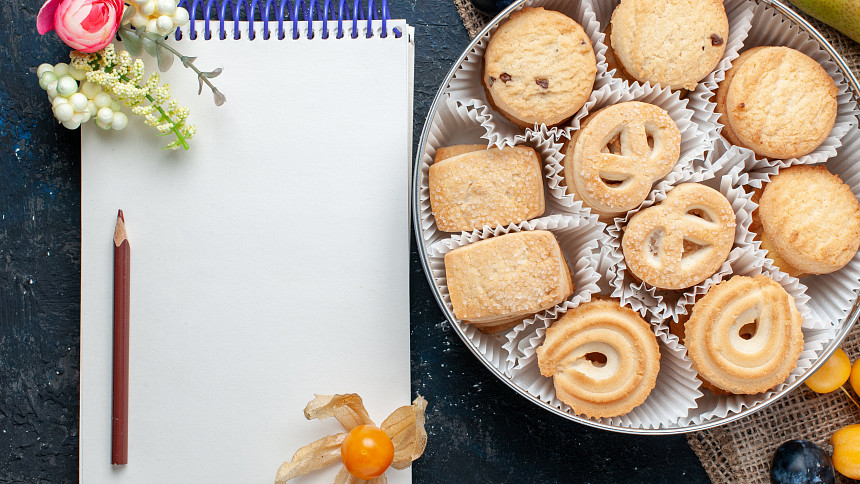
[411,0,860,435]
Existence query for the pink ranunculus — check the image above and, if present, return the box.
[37,0,124,53]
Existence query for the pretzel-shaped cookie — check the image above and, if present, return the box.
[564,102,681,220]
[622,183,736,290]
[685,275,803,394]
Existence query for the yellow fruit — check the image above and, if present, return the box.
[805,348,851,393]
[832,424,860,479]
[850,358,860,396]
[789,0,860,44]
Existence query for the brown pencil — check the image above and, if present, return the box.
[112,210,130,465]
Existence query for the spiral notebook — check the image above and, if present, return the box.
[79,3,413,482]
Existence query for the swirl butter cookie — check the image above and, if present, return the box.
[622,183,736,290]
[536,298,660,418]
[724,47,838,159]
[610,0,728,90]
[758,166,860,275]
[562,102,681,221]
[483,7,597,128]
[685,275,803,394]
[444,230,574,333]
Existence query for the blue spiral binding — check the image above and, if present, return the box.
[176,0,400,41]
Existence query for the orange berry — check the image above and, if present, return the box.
[340,425,394,480]
[832,424,860,479]
[805,348,851,394]
[850,358,860,396]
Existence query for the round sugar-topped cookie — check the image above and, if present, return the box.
[758,165,860,274]
[483,7,597,128]
[610,0,728,91]
[725,46,838,159]
[714,47,766,148]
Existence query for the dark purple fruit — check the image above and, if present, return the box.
[771,440,835,484]
[468,0,516,17]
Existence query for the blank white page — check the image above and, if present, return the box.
[81,20,413,483]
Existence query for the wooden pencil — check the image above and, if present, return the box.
[112,210,130,465]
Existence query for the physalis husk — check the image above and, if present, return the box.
[275,393,428,483]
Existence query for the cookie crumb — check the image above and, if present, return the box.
[535,78,549,89]
[710,34,723,46]
[500,73,512,83]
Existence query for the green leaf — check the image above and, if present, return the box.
[141,36,157,57]
[120,7,135,24]
[156,44,174,71]
[119,29,143,57]
[212,89,226,106]
[201,67,222,78]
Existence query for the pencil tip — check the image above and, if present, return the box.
[118,209,124,222]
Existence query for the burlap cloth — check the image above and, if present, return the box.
[452,2,860,482]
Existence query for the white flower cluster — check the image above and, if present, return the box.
[68,45,196,149]
[36,63,128,130]
[123,0,190,36]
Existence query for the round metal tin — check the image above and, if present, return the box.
[412,0,860,434]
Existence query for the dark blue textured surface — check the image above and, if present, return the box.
[0,0,710,481]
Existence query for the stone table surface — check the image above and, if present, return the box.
[0,0,711,481]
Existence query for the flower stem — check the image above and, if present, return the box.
[144,32,225,104]
[153,41,215,90]
[839,385,860,412]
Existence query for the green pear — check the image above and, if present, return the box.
[789,0,860,44]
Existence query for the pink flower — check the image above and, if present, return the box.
[37,0,124,53]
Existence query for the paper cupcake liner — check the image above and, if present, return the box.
[445,0,615,148]
[505,305,703,428]
[746,127,860,329]
[417,97,577,246]
[687,0,755,149]
[703,138,778,189]
[678,326,835,427]
[712,1,858,168]
[653,243,832,427]
[588,0,754,152]
[546,83,706,219]
[426,214,605,374]
[418,98,488,244]
[606,156,758,321]
[657,246,820,352]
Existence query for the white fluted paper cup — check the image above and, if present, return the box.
[606,155,758,321]
[505,303,703,428]
[744,127,860,329]
[713,1,858,168]
[445,0,614,148]
[588,0,754,151]
[426,214,605,374]
[678,326,835,427]
[418,97,581,246]
[548,82,706,220]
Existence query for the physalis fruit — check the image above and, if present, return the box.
[805,348,851,394]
